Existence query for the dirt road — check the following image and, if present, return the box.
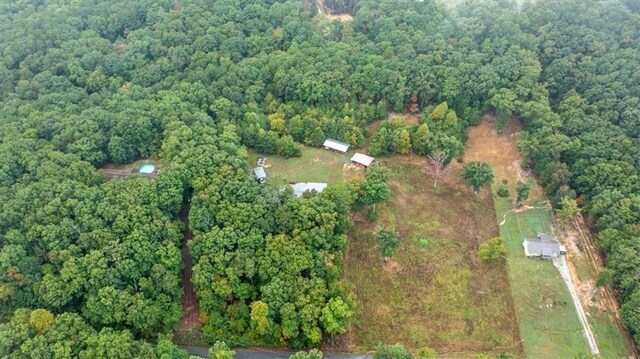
[178,205,201,332]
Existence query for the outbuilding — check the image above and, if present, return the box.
[254,167,267,183]
[292,182,327,197]
[323,138,350,154]
[350,152,375,168]
[523,233,566,259]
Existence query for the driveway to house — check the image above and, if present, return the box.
[552,255,600,356]
[182,346,372,359]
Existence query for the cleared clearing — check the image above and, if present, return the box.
[465,115,631,358]
[338,156,522,357]
[247,147,361,185]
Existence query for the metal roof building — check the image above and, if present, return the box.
[292,182,327,197]
[323,138,350,154]
[350,153,375,167]
[254,167,267,183]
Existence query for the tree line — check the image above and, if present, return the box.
[1,0,640,354]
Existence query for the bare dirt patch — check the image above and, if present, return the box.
[387,111,420,126]
[178,206,202,333]
[555,215,629,323]
[461,114,544,201]
[316,0,354,21]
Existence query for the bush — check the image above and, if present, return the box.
[497,184,509,197]
[290,349,323,359]
[208,341,236,359]
[478,237,507,263]
[416,346,437,358]
[374,344,412,359]
[376,227,401,258]
[366,208,379,221]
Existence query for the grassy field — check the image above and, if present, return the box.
[465,116,631,358]
[246,122,632,358]
[495,198,589,357]
[247,147,360,185]
[248,145,522,356]
[341,159,522,357]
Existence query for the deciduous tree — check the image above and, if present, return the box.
[462,161,495,194]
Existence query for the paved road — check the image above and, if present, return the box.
[552,255,600,356]
[182,346,372,359]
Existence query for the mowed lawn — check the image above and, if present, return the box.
[495,198,588,358]
[343,159,522,357]
[247,147,358,185]
[465,116,631,358]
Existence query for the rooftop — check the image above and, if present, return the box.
[292,182,327,197]
[351,152,375,167]
[254,167,266,179]
[523,233,565,258]
[323,138,350,153]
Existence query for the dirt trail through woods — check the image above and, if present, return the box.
[179,205,201,332]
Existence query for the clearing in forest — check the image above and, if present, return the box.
[314,0,354,22]
[101,158,160,178]
[465,115,631,358]
[339,156,522,356]
[247,146,363,185]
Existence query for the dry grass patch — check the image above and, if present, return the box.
[339,157,522,356]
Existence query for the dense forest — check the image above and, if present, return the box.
[1,0,640,355]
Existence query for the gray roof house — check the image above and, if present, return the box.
[523,233,566,259]
[292,182,327,197]
[323,138,350,154]
[253,167,267,183]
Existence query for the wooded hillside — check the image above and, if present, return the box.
[1,0,639,354]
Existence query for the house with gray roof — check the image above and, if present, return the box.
[292,182,327,197]
[523,233,566,259]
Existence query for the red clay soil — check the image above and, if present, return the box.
[178,206,202,332]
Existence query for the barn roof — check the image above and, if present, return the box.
[323,138,350,153]
[351,152,375,167]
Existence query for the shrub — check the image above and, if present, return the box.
[290,349,323,359]
[374,344,412,359]
[497,184,509,197]
[376,227,401,258]
[208,341,236,359]
[478,237,507,263]
[416,346,437,358]
[367,208,379,221]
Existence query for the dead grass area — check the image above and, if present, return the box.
[317,0,354,21]
[325,13,353,21]
[336,156,522,356]
[461,114,544,201]
[387,111,420,126]
[554,215,636,354]
[467,114,632,358]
